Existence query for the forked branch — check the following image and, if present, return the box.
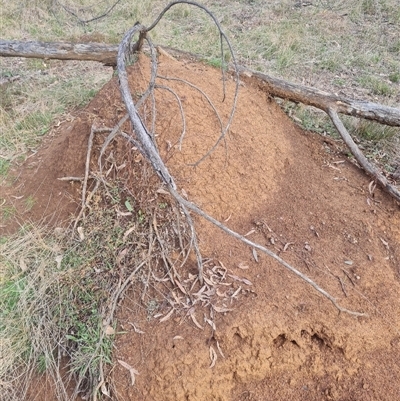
[116,2,367,316]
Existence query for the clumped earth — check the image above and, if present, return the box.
[2,54,400,400]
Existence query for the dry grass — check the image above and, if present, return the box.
[0,0,399,399]
[0,151,193,400]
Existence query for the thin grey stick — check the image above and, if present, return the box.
[146,1,240,166]
[167,186,367,317]
[155,84,186,149]
[157,75,223,149]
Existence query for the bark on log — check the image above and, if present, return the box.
[240,67,400,127]
[2,39,399,127]
[0,40,118,66]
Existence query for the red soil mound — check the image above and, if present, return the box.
[2,53,400,401]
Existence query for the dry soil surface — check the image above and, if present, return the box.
[2,54,400,401]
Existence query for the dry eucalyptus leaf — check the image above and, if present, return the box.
[187,273,197,281]
[209,346,217,368]
[55,255,63,269]
[193,285,207,298]
[128,322,145,334]
[252,248,259,262]
[77,226,85,241]
[238,262,249,270]
[228,274,253,286]
[173,335,184,340]
[283,242,293,252]
[159,308,174,323]
[104,325,115,336]
[156,188,170,195]
[368,180,376,195]
[231,286,242,298]
[205,318,216,331]
[117,210,132,217]
[152,272,169,282]
[175,279,187,295]
[212,305,233,313]
[216,341,225,358]
[204,287,216,297]
[101,382,110,397]
[190,313,204,330]
[123,226,136,239]
[171,291,183,304]
[118,360,139,386]
[380,237,389,249]
[54,227,64,237]
[203,275,214,286]
[116,248,128,264]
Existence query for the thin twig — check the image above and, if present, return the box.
[155,84,186,149]
[157,75,223,150]
[73,127,111,232]
[72,125,95,232]
[167,186,366,316]
[57,176,84,181]
[146,1,240,166]
[55,0,123,24]
[82,126,95,210]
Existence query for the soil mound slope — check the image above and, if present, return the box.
[2,54,400,401]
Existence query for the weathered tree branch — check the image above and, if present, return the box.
[115,3,367,316]
[241,67,400,127]
[0,40,118,66]
[2,39,399,128]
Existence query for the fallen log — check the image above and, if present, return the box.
[242,68,400,127]
[1,39,399,127]
[0,39,118,66]
[2,37,399,201]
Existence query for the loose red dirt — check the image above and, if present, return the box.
[2,53,400,401]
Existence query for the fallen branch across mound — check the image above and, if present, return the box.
[2,39,400,199]
[113,1,368,318]
[2,1,379,316]
[2,40,400,126]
